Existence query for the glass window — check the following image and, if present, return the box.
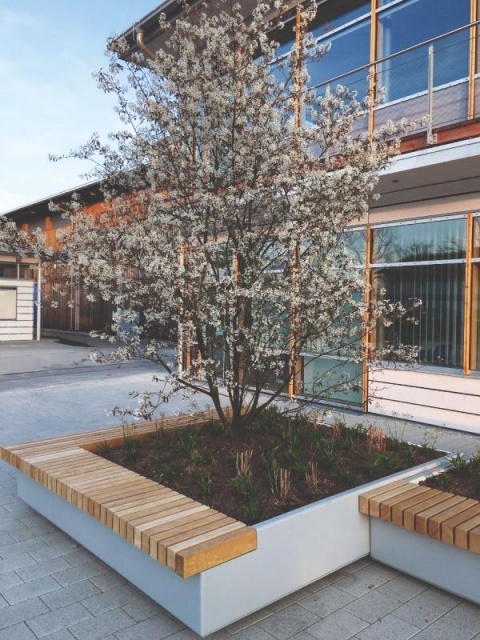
[377,0,470,102]
[372,217,467,369]
[308,17,370,98]
[372,217,466,263]
[303,356,363,405]
[310,2,370,39]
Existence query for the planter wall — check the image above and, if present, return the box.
[16,456,449,637]
[370,517,480,604]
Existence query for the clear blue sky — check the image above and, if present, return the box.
[0,0,161,214]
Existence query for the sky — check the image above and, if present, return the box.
[0,0,161,214]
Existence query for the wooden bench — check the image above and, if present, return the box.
[0,410,256,579]
[359,481,480,553]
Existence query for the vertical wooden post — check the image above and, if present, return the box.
[463,213,474,375]
[368,0,379,138]
[362,225,373,412]
[288,10,303,399]
[178,245,185,375]
[468,0,478,120]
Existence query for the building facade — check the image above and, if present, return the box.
[122,0,480,432]
[5,0,480,431]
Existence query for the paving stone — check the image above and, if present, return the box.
[226,607,275,634]
[334,564,398,598]
[0,532,14,547]
[26,602,92,638]
[41,631,77,640]
[113,612,183,640]
[40,580,101,610]
[0,621,37,640]
[298,585,356,618]
[17,557,71,582]
[41,532,73,547]
[121,595,164,622]
[308,569,350,593]
[81,584,140,615]
[88,571,126,592]
[408,619,476,640]
[230,626,277,640]
[269,588,314,613]
[438,602,480,633]
[0,538,46,560]
[0,552,37,575]
[257,604,320,640]
[67,608,135,640]
[375,575,428,603]
[1,575,61,605]
[355,614,420,640]
[0,570,23,590]
[307,609,370,640]
[391,588,460,629]
[62,549,96,567]
[344,590,403,624]
[52,560,109,587]
[169,627,231,640]
[9,527,42,543]
[0,596,49,630]
[30,542,79,563]
[0,594,7,609]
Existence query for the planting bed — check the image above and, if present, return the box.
[97,408,441,524]
[1,409,450,636]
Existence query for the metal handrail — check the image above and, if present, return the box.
[309,18,479,93]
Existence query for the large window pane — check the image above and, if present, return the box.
[303,356,363,405]
[372,218,466,264]
[374,263,465,368]
[377,0,470,102]
[473,264,479,371]
[311,2,370,39]
[308,18,370,97]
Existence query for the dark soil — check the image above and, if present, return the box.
[421,455,480,501]
[96,409,441,525]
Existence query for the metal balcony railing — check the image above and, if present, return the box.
[311,20,480,141]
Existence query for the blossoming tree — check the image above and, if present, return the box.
[0,1,414,431]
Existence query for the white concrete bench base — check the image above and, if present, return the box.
[371,518,480,605]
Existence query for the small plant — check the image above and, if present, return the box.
[157,460,184,482]
[317,441,339,469]
[200,420,225,436]
[305,460,326,496]
[196,471,212,499]
[231,475,264,523]
[331,419,346,440]
[367,425,387,454]
[173,428,197,457]
[96,441,112,457]
[449,453,472,476]
[191,448,215,466]
[236,449,253,478]
[122,425,141,463]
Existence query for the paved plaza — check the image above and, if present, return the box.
[1,338,480,640]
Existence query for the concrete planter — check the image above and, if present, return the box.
[16,456,449,637]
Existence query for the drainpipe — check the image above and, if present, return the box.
[136,29,156,60]
[36,263,42,341]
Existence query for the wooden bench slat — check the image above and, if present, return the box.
[127,499,201,543]
[438,502,480,545]
[358,480,410,515]
[145,511,223,554]
[134,505,211,549]
[175,527,257,578]
[402,491,455,531]
[427,498,479,540]
[415,496,467,535]
[391,488,442,526]
[455,514,480,550]
[379,486,430,521]
[166,521,246,570]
